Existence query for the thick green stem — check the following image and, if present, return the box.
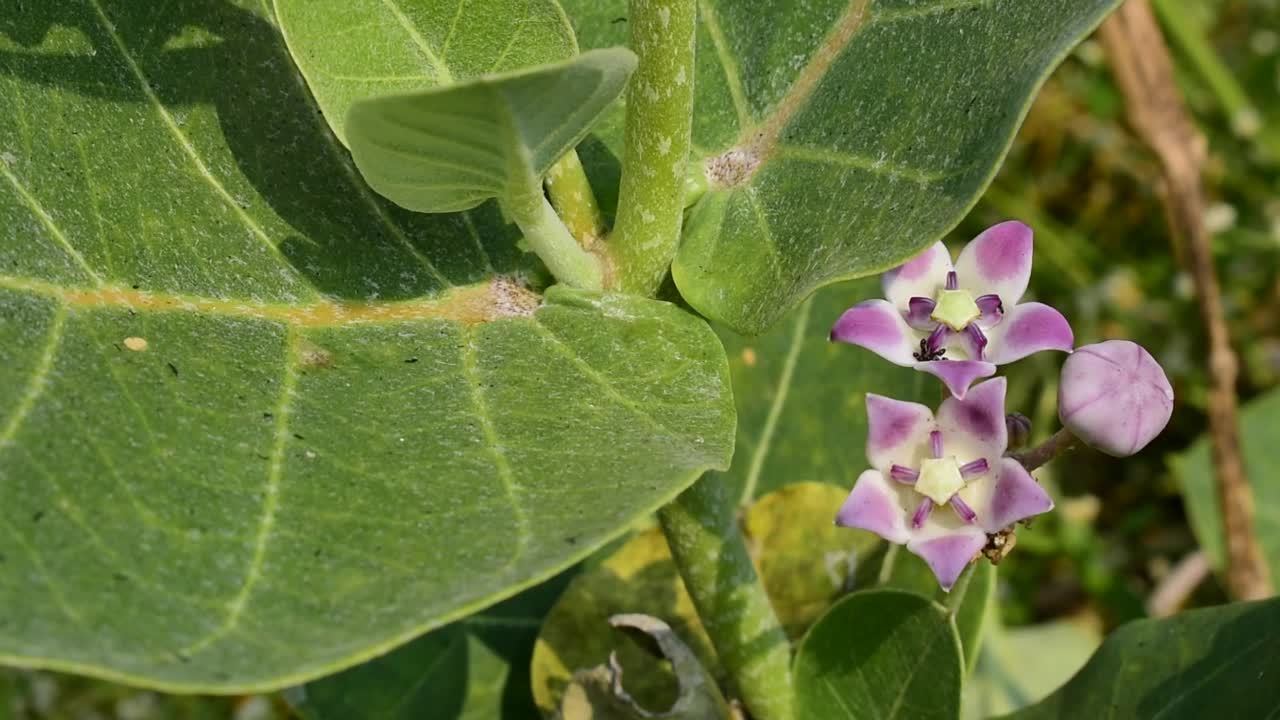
[608,0,697,295]
[545,149,605,248]
[507,179,605,290]
[658,474,795,720]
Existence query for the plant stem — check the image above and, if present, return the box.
[608,0,697,295]
[1100,0,1272,601]
[1009,427,1080,472]
[507,178,605,290]
[658,474,795,720]
[545,149,605,248]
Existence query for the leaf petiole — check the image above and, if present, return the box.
[545,149,606,249]
[507,177,607,290]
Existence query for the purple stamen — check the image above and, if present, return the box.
[889,464,920,484]
[945,271,959,291]
[963,324,988,360]
[949,495,977,524]
[975,293,1004,320]
[959,458,989,479]
[906,296,937,330]
[911,498,934,529]
[926,325,950,354]
[929,430,944,459]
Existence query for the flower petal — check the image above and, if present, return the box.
[936,377,1008,463]
[974,458,1055,532]
[865,394,935,473]
[915,359,996,399]
[836,470,911,544]
[906,527,987,591]
[954,221,1033,305]
[985,302,1074,365]
[831,299,920,366]
[882,241,953,312]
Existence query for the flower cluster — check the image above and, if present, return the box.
[830,222,1173,590]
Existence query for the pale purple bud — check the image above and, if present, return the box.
[1058,340,1173,457]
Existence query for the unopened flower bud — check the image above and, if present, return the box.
[1058,340,1173,457]
[1005,413,1032,450]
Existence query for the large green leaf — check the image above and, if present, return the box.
[713,277,933,503]
[345,48,636,213]
[1003,598,1280,719]
[963,615,1100,719]
[274,0,579,146]
[794,589,964,720]
[1172,386,1280,583]
[0,0,732,692]
[564,0,1120,334]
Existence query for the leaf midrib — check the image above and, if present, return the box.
[0,275,536,327]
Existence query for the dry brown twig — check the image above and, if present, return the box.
[1100,0,1272,600]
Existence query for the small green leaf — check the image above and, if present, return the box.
[1172,386,1280,583]
[794,589,964,720]
[275,0,579,146]
[1001,598,1280,719]
[345,48,636,214]
[555,614,731,720]
[564,0,1122,333]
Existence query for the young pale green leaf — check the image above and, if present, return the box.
[564,0,1121,334]
[274,0,579,146]
[794,589,964,720]
[345,48,637,214]
[0,2,731,692]
[1001,598,1280,719]
[1173,386,1280,584]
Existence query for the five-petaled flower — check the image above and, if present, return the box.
[835,378,1054,590]
[830,221,1075,398]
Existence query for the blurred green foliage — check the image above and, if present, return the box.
[3,0,1278,716]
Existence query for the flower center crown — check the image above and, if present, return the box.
[916,457,966,504]
[930,289,981,331]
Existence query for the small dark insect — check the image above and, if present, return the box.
[982,529,1016,565]
[610,16,627,23]
[167,362,179,376]
[912,338,947,362]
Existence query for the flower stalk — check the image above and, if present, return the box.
[608,0,697,295]
[545,149,605,248]
[658,474,795,720]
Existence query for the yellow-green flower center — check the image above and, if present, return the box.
[916,457,965,504]
[931,289,981,331]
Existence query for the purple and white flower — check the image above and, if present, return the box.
[830,221,1075,398]
[835,378,1054,590]
[1059,340,1174,457]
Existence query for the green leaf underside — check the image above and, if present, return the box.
[563,0,1121,334]
[345,48,637,214]
[1173,386,1280,584]
[1002,598,1280,719]
[794,589,964,720]
[0,0,733,692]
[274,0,579,147]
